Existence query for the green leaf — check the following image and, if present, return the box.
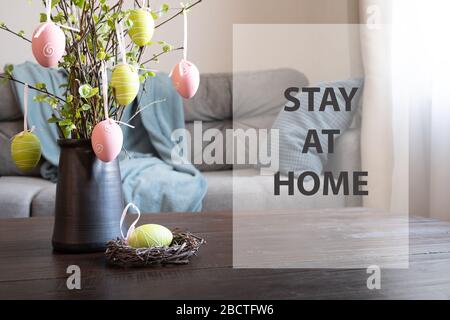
[59,119,73,126]
[162,44,172,52]
[4,64,14,76]
[35,83,47,90]
[81,104,91,111]
[73,0,85,9]
[89,87,99,97]
[161,4,170,14]
[78,84,98,99]
[33,94,47,103]
[62,126,72,139]
[40,13,47,23]
[51,0,61,8]
[47,116,61,123]
[96,51,106,60]
[79,84,92,98]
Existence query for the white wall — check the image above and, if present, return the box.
[234,24,363,84]
[0,0,359,74]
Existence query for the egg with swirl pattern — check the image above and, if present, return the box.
[91,119,123,163]
[32,22,66,68]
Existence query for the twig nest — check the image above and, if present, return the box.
[32,22,66,68]
[111,64,140,105]
[91,119,123,162]
[106,229,206,267]
[11,132,42,172]
[128,224,173,248]
[129,9,155,47]
[170,60,200,99]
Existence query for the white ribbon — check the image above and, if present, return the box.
[57,24,81,33]
[46,0,52,22]
[23,84,29,132]
[136,67,158,72]
[183,8,188,61]
[35,0,80,38]
[101,62,135,129]
[12,83,36,138]
[101,61,109,120]
[115,21,127,64]
[120,203,141,242]
[115,120,135,128]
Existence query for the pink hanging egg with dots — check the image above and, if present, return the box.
[32,22,66,68]
[91,119,123,163]
[170,60,200,99]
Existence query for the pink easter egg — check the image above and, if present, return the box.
[91,119,123,163]
[32,22,66,68]
[170,60,200,99]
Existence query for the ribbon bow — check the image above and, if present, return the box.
[120,203,142,242]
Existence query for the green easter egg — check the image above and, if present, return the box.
[128,224,173,248]
[129,9,155,47]
[111,64,140,105]
[11,132,42,172]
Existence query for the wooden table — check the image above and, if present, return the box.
[1,209,450,299]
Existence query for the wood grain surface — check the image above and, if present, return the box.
[0,209,450,299]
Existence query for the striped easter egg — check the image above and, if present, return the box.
[11,132,42,172]
[129,9,155,47]
[111,64,140,105]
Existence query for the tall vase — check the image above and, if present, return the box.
[52,139,123,253]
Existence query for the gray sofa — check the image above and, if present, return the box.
[0,69,361,218]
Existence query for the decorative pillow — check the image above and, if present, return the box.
[271,78,363,176]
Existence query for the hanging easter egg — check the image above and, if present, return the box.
[128,224,173,248]
[129,9,155,47]
[170,60,200,99]
[91,119,123,163]
[32,22,66,68]
[11,132,42,172]
[111,64,140,105]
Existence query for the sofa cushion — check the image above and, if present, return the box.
[31,183,56,217]
[185,120,233,172]
[184,73,232,122]
[0,170,350,218]
[202,170,232,212]
[271,78,363,176]
[202,169,347,212]
[0,176,54,218]
[0,120,43,177]
[0,78,22,121]
[184,69,308,172]
[233,69,309,130]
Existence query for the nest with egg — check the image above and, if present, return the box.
[105,229,206,267]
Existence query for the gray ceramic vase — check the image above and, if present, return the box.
[52,139,123,253]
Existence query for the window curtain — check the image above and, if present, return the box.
[359,0,450,220]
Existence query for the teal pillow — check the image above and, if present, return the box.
[272,79,363,176]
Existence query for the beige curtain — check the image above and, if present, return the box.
[359,0,450,219]
[359,0,395,211]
